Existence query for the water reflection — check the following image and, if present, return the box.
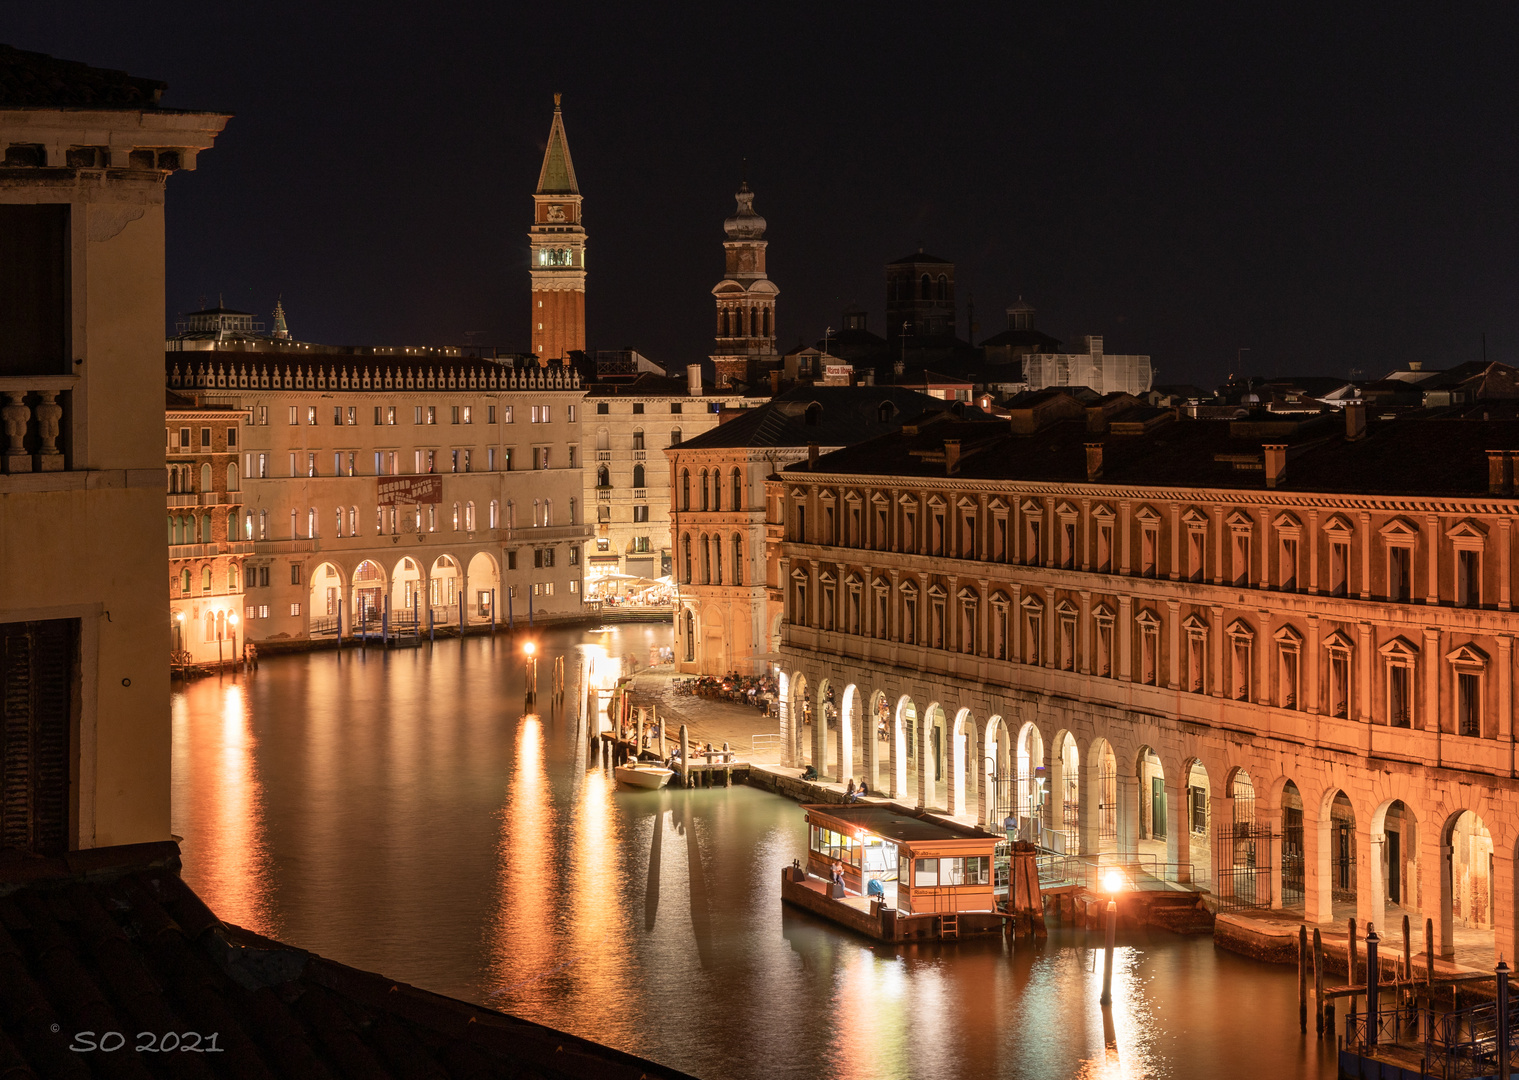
[171,627,1337,1080]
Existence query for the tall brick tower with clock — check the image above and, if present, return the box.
[529,95,585,363]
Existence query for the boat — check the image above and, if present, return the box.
[613,763,674,789]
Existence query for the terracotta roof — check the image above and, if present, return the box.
[796,409,1519,498]
[0,842,697,1079]
[0,43,166,109]
[676,386,965,451]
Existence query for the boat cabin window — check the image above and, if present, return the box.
[809,825,861,867]
[902,855,990,887]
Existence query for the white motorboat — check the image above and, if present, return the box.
[614,763,674,790]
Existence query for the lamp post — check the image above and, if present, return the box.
[1100,869,1123,1005]
[524,639,537,705]
[174,610,184,654]
[228,612,239,671]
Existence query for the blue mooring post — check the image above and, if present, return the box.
[508,587,514,632]
[382,595,389,642]
[337,604,343,649]
[429,603,435,643]
[459,592,464,639]
[1365,925,1379,1052]
[1498,959,1511,1080]
[491,588,497,635]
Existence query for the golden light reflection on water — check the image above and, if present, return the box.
[171,680,277,936]
[1071,948,1160,1080]
[567,767,635,1042]
[486,714,557,1010]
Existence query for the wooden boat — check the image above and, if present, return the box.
[613,763,674,789]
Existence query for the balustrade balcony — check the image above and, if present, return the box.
[1,376,76,474]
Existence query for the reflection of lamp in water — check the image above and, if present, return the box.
[1100,870,1123,1005]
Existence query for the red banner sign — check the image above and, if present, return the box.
[377,475,443,505]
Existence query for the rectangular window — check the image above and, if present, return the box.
[670,403,682,414]
[503,405,514,424]
[463,405,473,424]
[451,405,460,424]
[178,427,191,447]
[1389,665,1412,727]
[487,405,496,423]
[200,427,211,447]
[387,406,397,425]
[633,505,649,523]
[632,403,644,415]
[333,406,342,425]
[1330,541,1349,597]
[374,406,382,425]
[0,205,70,378]
[291,563,302,585]
[596,402,609,414]
[1389,546,1411,602]
[289,406,299,425]
[414,406,423,424]
[347,406,356,425]
[1458,550,1480,607]
[290,603,302,617]
[567,404,576,422]
[307,406,318,425]
[1280,538,1298,591]
[258,406,268,425]
[570,546,580,566]
[427,406,437,425]
[1459,672,1481,737]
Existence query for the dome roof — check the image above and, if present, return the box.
[723,181,767,240]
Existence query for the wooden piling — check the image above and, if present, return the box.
[1298,925,1308,1031]
[1348,917,1358,990]
[679,725,690,788]
[1313,928,1325,1035]
[1402,914,1411,983]
[1426,917,1435,987]
[722,742,731,787]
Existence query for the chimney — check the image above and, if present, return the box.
[1085,441,1104,481]
[1344,400,1367,441]
[1263,443,1287,489]
[686,363,702,396]
[807,443,819,470]
[1488,450,1513,495]
[944,439,961,475]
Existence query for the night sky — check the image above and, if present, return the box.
[13,5,1519,387]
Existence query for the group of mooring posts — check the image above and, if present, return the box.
[1294,912,1513,1076]
[522,645,565,709]
[598,705,739,787]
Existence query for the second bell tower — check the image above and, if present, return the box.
[529,95,586,363]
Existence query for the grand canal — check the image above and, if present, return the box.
[171,624,1337,1079]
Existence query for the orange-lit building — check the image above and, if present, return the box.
[529,96,586,364]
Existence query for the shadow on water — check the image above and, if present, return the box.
[645,805,663,932]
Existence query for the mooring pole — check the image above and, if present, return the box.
[1099,894,1117,1005]
[1498,959,1511,1080]
[1298,924,1309,1031]
[1348,918,1359,999]
[1402,914,1411,983]
[1366,925,1379,1052]
[679,724,690,788]
[1314,927,1325,1036]
[1426,917,1435,988]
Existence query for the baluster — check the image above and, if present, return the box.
[2,391,31,473]
[34,390,63,471]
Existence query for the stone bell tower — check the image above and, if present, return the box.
[709,182,779,388]
[528,95,586,364]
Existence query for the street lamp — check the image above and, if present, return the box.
[228,612,240,671]
[1100,869,1124,1005]
[174,610,185,654]
[524,639,538,704]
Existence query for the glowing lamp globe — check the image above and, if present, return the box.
[1102,870,1125,895]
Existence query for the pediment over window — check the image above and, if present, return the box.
[1055,501,1079,518]
[872,576,890,592]
[1322,630,1355,652]
[1134,505,1162,524]
[956,495,978,511]
[1181,508,1209,528]
[790,567,810,580]
[1092,602,1114,621]
[870,491,890,505]
[958,586,980,602]
[1378,635,1419,659]
[990,590,1012,606]
[789,487,809,499]
[1055,599,1079,617]
[1021,594,1045,613]
[1225,618,1254,640]
[925,494,947,510]
[1274,624,1303,646]
[900,580,919,597]
[1379,517,1419,541]
[987,497,1010,513]
[1091,503,1115,521]
[1273,511,1302,532]
[1020,498,1044,516]
[818,570,836,585]
[818,489,837,503]
[1226,510,1254,530]
[843,489,863,504]
[1446,642,1490,666]
[1321,513,1354,537]
[927,583,948,599]
[844,572,863,587]
[1134,607,1161,628]
[897,492,919,507]
[1445,519,1488,542]
[1182,613,1209,633]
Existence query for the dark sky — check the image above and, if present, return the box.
[14,5,1519,386]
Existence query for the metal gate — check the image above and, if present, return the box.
[1282,806,1305,908]
[1213,821,1277,913]
[992,773,1016,831]
[1098,754,1117,843]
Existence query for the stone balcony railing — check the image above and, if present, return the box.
[1,376,77,474]
[167,493,198,508]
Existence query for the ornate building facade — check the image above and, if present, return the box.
[529,96,586,363]
[770,397,1519,964]
[709,183,780,388]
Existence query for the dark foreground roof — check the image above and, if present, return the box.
[0,44,166,109]
[802,804,997,845]
[0,842,697,1080]
[798,406,1519,498]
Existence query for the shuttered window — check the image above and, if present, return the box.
[0,205,70,377]
[1,619,76,855]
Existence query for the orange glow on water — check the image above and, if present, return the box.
[486,715,558,1007]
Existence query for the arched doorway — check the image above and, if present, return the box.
[1444,810,1494,960]
[466,552,500,623]
[1053,732,1080,854]
[1325,790,1357,914]
[1366,798,1418,937]
[1215,767,1265,908]
[868,691,889,789]
[789,673,810,768]
[1185,760,1212,888]
[839,684,859,786]
[1136,746,1167,861]
[1089,738,1118,855]
[892,696,915,801]
[815,679,835,780]
[352,560,386,628]
[948,709,977,819]
[391,557,424,629]
[920,703,948,810]
[985,715,1013,830]
[1016,722,1045,842]
[308,562,344,635]
[430,555,460,621]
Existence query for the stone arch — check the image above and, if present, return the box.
[984,714,1014,829]
[866,689,889,790]
[839,684,859,786]
[1320,788,1358,919]
[1183,757,1215,888]
[307,561,346,631]
[1365,796,1422,940]
[1015,721,1046,838]
[1135,745,1168,862]
[1441,807,1496,961]
[352,559,387,627]
[815,678,835,780]
[892,695,916,801]
[788,671,810,768]
[919,701,948,810]
[429,554,461,614]
[391,556,425,621]
[466,551,500,622]
[950,707,977,819]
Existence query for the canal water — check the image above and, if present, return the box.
[172,625,1337,1080]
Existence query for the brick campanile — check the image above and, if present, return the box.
[529,95,585,364]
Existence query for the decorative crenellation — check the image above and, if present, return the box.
[167,359,583,394]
